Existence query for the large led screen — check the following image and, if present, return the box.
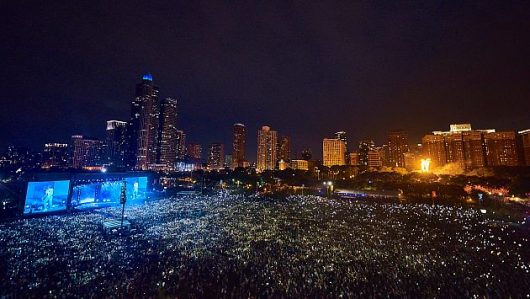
[71,176,147,210]
[24,180,70,214]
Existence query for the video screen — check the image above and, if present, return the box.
[125,176,148,202]
[71,176,147,210]
[24,180,70,214]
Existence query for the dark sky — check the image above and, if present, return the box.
[2,1,530,161]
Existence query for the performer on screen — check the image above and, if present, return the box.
[42,185,54,211]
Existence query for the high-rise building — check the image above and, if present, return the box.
[224,154,233,168]
[462,131,485,169]
[322,138,346,167]
[186,143,202,162]
[444,133,465,168]
[42,143,69,169]
[207,143,224,170]
[106,120,128,168]
[257,126,278,171]
[128,73,160,170]
[232,123,246,168]
[519,129,530,166]
[368,148,383,168]
[483,131,518,166]
[387,130,409,168]
[278,135,290,162]
[421,134,446,168]
[158,98,178,168]
[358,139,375,168]
[71,135,104,169]
[176,130,186,159]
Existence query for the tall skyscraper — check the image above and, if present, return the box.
[483,132,518,166]
[106,120,128,168]
[176,130,186,159]
[519,129,530,166]
[387,130,409,168]
[158,97,178,168]
[71,135,104,169]
[257,126,277,171]
[42,143,69,169]
[278,135,290,162]
[444,133,465,168]
[323,138,346,167]
[232,123,246,168]
[358,139,375,168]
[208,143,224,170]
[128,73,160,170]
[462,131,486,169]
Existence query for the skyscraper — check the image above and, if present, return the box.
[257,126,277,171]
[158,97,178,168]
[71,135,104,169]
[208,143,224,170]
[483,132,518,166]
[232,123,246,168]
[323,138,346,167]
[421,134,446,168]
[463,131,486,169]
[106,120,128,168]
[358,139,375,168]
[128,73,160,170]
[387,130,409,168]
[176,130,186,159]
[278,135,290,162]
[519,129,530,166]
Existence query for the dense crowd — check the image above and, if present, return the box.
[0,194,529,298]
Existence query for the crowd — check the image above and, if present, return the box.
[0,194,529,298]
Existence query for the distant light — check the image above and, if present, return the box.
[142,73,153,81]
[101,167,107,173]
[480,209,487,214]
[420,158,431,173]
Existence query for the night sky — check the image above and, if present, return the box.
[2,1,530,161]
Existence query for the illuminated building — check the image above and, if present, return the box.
[290,159,309,171]
[348,152,359,166]
[278,159,289,170]
[128,73,160,170]
[358,139,375,168]
[421,134,446,168]
[483,131,518,166]
[105,120,128,168]
[257,126,277,171]
[462,131,486,169]
[420,158,431,172]
[176,130,186,159]
[158,98,178,168]
[323,138,346,167]
[387,130,409,167]
[278,135,290,162]
[519,129,530,166]
[207,143,224,170]
[367,148,383,168]
[232,123,246,168]
[42,143,69,169]
[444,133,465,168]
[403,152,417,171]
[186,143,202,162]
[71,135,104,169]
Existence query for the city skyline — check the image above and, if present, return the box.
[3,1,530,161]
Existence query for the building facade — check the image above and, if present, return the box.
[387,130,409,168]
[105,120,128,168]
[207,143,224,170]
[232,123,246,168]
[323,138,346,167]
[257,126,278,171]
[158,98,178,168]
